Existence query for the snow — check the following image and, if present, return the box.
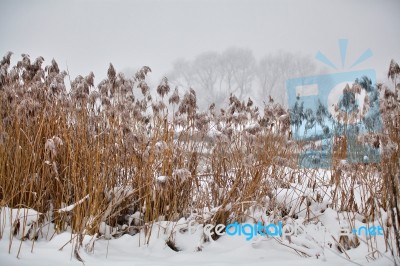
[0,206,397,266]
[0,165,397,266]
[127,211,143,226]
[57,194,89,213]
[157,175,168,183]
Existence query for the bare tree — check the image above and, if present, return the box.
[221,47,255,99]
[169,58,193,89]
[170,47,255,109]
[170,49,317,109]
[256,52,317,105]
[388,59,400,101]
[192,51,221,97]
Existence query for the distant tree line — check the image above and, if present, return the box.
[169,47,319,109]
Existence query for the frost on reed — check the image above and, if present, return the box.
[0,53,399,259]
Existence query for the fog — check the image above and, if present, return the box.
[1,0,399,105]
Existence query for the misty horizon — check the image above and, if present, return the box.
[1,0,399,107]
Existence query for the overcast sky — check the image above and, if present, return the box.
[0,0,399,88]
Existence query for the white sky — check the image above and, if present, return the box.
[0,0,399,87]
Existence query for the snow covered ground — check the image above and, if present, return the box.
[0,207,397,266]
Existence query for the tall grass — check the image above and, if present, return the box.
[0,53,398,259]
